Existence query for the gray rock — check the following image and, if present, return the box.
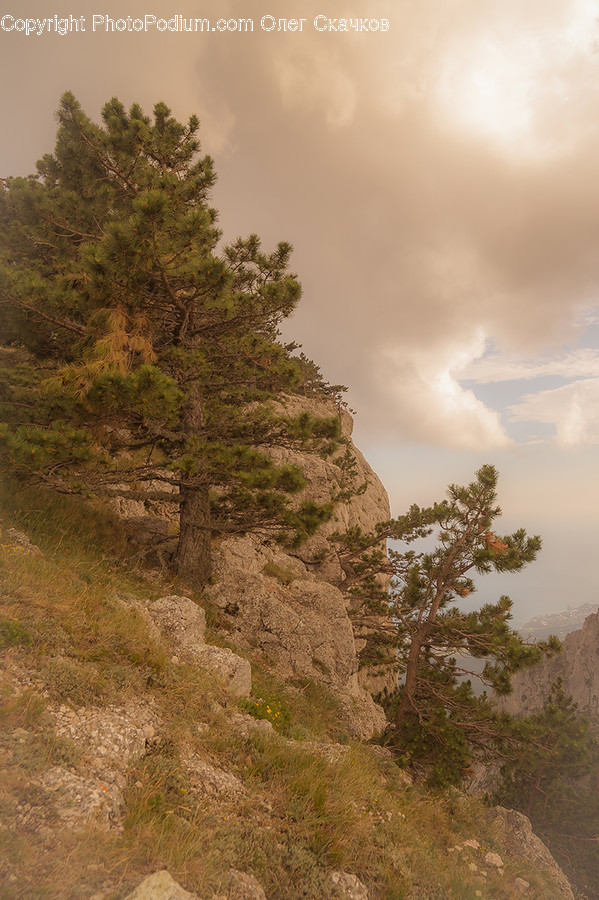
[108,496,147,519]
[51,702,156,774]
[192,644,251,699]
[227,712,275,737]
[329,871,369,899]
[40,767,123,830]
[183,753,246,800]
[208,535,384,737]
[141,595,251,697]
[220,869,267,900]
[487,807,574,899]
[5,527,41,556]
[124,871,199,899]
[148,596,207,650]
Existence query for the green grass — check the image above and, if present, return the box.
[0,477,573,899]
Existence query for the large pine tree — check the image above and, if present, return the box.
[0,93,342,586]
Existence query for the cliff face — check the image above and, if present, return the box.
[502,610,599,717]
[206,396,394,739]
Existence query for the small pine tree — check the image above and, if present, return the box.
[0,93,346,587]
[332,465,560,783]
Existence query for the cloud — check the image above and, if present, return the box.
[509,378,599,445]
[4,0,599,455]
[459,346,599,383]
[373,332,513,450]
[270,45,357,127]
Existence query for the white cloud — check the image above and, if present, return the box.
[434,0,599,158]
[459,347,599,383]
[380,333,513,450]
[509,378,599,444]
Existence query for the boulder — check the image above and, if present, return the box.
[138,594,251,698]
[191,644,251,698]
[147,596,207,650]
[217,869,267,900]
[182,753,246,800]
[124,871,199,900]
[329,871,369,899]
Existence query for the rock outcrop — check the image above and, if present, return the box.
[501,610,599,718]
[264,395,390,574]
[204,396,393,737]
[207,534,387,739]
[113,396,395,737]
[122,594,252,699]
[487,807,574,899]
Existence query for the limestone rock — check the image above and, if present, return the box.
[265,395,390,574]
[108,495,147,519]
[183,753,246,800]
[329,871,369,899]
[40,767,123,830]
[50,702,156,776]
[191,644,251,698]
[502,611,599,718]
[124,871,199,900]
[136,595,251,698]
[227,712,275,737]
[219,869,267,900]
[148,596,207,650]
[4,527,41,556]
[487,807,574,899]
[202,397,396,715]
[208,535,385,738]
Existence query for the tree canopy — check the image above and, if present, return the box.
[0,93,346,586]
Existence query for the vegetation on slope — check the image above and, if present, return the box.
[0,479,567,899]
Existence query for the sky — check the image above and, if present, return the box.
[2,0,599,621]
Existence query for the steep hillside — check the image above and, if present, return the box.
[0,477,576,899]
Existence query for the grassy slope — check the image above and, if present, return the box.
[0,479,569,899]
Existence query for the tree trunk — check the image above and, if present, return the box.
[176,477,212,588]
[174,373,212,588]
[396,624,429,729]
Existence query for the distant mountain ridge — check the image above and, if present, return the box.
[517,602,599,641]
[502,607,599,719]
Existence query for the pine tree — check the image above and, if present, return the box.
[332,465,560,783]
[0,93,344,586]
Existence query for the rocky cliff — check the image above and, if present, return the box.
[113,395,394,739]
[501,609,599,718]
